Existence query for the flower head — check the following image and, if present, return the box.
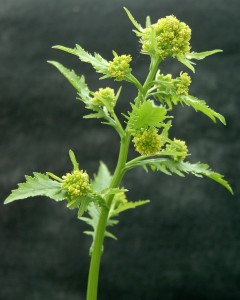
[141,15,191,60]
[166,138,189,161]
[174,72,191,95]
[108,55,132,81]
[133,128,163,156]
[61,170,92,200]
[92,87,116,110]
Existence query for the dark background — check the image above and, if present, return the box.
[1,0,240,299]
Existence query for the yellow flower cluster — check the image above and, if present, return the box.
[108,55,132,81]
[166,138,188,161]
[175,72,191,95]
[141,15,191,60]
[92,87,116,109]
[133,128,162,156]
[61,170,92,200]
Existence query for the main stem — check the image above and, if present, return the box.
[86,133,131,300]
[86,55,160,300]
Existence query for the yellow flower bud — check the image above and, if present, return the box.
[108,55,132,81]
[61,170,92,200]
[175,72,191,95]
[92,87,116,109]
[133,128,163,156]
[141,15,191,60]
[166,138,189,161]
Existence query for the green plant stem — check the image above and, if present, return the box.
[86,133,131,300]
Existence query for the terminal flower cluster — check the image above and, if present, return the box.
[141,15,191,59]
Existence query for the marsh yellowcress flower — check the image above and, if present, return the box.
[61,170,92,200]
[92,87,116,110]
[133,128,162,156]
[141,15,191,59]
[108,54,132,81]
[166,138,189,161]
[175,72,191,95]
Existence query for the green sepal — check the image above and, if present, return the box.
[4,173,66,204]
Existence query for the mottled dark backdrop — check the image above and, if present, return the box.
[1,0,240,299]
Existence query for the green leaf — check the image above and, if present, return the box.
[123,7,143,32]
[111,200,150,216]
[177,50,222,73]
[125,100,168,133]
[186,49,222,60]
[69,150,79,170]
[133,158,233,194]
[4,173,66,204]
[176,55,196,73]
[178,95,226,125]
[80,203,119,254]
[91,161,112,193]
[53,44,109,75]
[48,61,91,104]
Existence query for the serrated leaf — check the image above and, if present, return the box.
[179,95,226,125]
[111,200,150,216]
[123,7,143,32]
[4,173,66,204]
[92,161,112,192]
[186,49,222,60]
[176,55,196,73]
[133,158,233,194]
[48,61,91,104]
[126,100,168,132]
[53,44,109,75]
[48,61,82,92]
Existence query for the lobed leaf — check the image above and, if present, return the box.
[132,158,233,194]
[186,49,222,60]
[178,95,226,125]
[4,173,66,204]
[125,100,168,133]
[53,44,109,75]
[48,61,91,103]
[111,200,150,216]
[123,7,143,32]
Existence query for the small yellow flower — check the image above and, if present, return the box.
[175,72,191,95]
[61,170,92,200]
[133,128,163,156]
[141,15,191,60]
[166,138,189,161]
[108,55,132,81]
[92,87,116,109]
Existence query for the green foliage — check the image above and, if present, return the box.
[4,8,233,300]
[125,100,168,133]
[177,95,226,125]
[130,158,233,194]
[177,49,223,73]
[52,45,109,75]
[4,173,66,204]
